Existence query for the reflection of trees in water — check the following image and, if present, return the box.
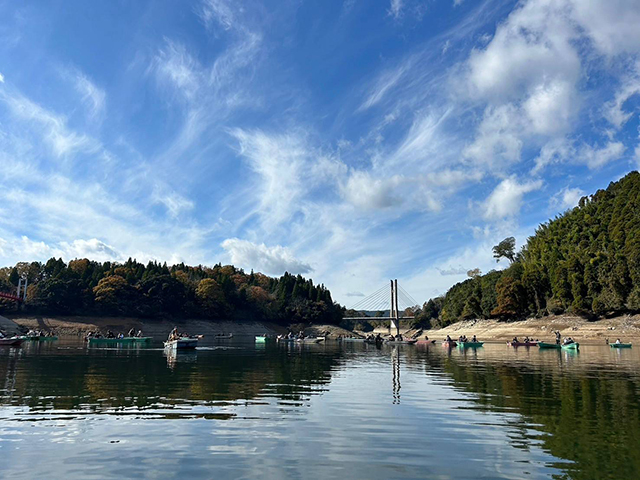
[0,346,345,413]
[406,348,640,480]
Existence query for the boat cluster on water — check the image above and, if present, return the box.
[0,328,59,346]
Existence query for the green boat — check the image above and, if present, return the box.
[25,336,58,341]
[88,337,152,345]
[255,336,266,343]
[561,342,579,350]
[458,342,484,348]
[538,342,561,349]
[610,343,632,348]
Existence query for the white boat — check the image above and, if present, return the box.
[164,337,198,349]
[0,336,23,347]
[295,337,324,344]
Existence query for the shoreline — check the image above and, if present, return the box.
[5,315,357,340]
[421,314,640,345]
[5,313,640,345]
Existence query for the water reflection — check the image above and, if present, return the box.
[0,340,639,479]
[391,347,400,404]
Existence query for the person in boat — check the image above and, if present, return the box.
[555,331,561,345]
[615,338,621,344]
[563,337,574,345]
[169,327,179,341]
[512,336,519,343]
[424,335,429,341]
[472,335,477,343]
[127,328,135,337]
[136,330,143,337]
[106,329,115,338]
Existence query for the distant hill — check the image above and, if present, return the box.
[0,260,342,326]
[415,171,640,327]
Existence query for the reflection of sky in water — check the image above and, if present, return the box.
[2,343,639,479]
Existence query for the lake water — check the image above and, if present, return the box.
[1,338,639,479]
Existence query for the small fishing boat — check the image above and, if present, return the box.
[538,342,561,349]
[442,340,458,347]
[213,334,233,340]
[0,336,23,346]
[610,343,632,348]
[255,335,267,343]
[88,337,152,345]
[561,342,579,350]
[458,341,484,348]
[164,337,198,349]
[508,341,538,347]
[295,337,324,344]
[385,338,418,345]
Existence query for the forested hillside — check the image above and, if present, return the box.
[0,259,342,325]
[416,171,640,327]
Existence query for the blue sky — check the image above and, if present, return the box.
[1,0,639,306]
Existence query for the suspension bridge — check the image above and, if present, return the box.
[344,280,419,335]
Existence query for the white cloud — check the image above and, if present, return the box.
[198,0,235,30]
[581,141,625,169]
[550,186,584,211]
[465,0,580,102]
[230,129,308,226]
[152,187,194,218]
[571,0,640,57]
[74,73,105,120]
[221,238,312,275]
[360,65,406,110]
[483,177,543,220]
[389,0,403,19]
[463,104,523,168]
[523,79,577,136]
[153,39,202,101]
[0,72,4,83]
[604,62,640,130]
[342,171,404,210]
[0,89,99,158]
[532,138,574,173]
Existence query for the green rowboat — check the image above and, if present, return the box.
[458,342,484,348]
[255,336,266,343]
[561,342,579,350]
[538,342,561,349]
[610,343,632,348]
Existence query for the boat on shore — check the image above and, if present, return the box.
[538,342,561,349]
[0,336,23,347]
[610,343,632,348]
[164,337,198,349]
[508,341,538,347]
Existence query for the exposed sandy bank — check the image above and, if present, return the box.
[7,315,286,338]
[426,315,640,344]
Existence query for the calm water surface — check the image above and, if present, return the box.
[1,338,639,479]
